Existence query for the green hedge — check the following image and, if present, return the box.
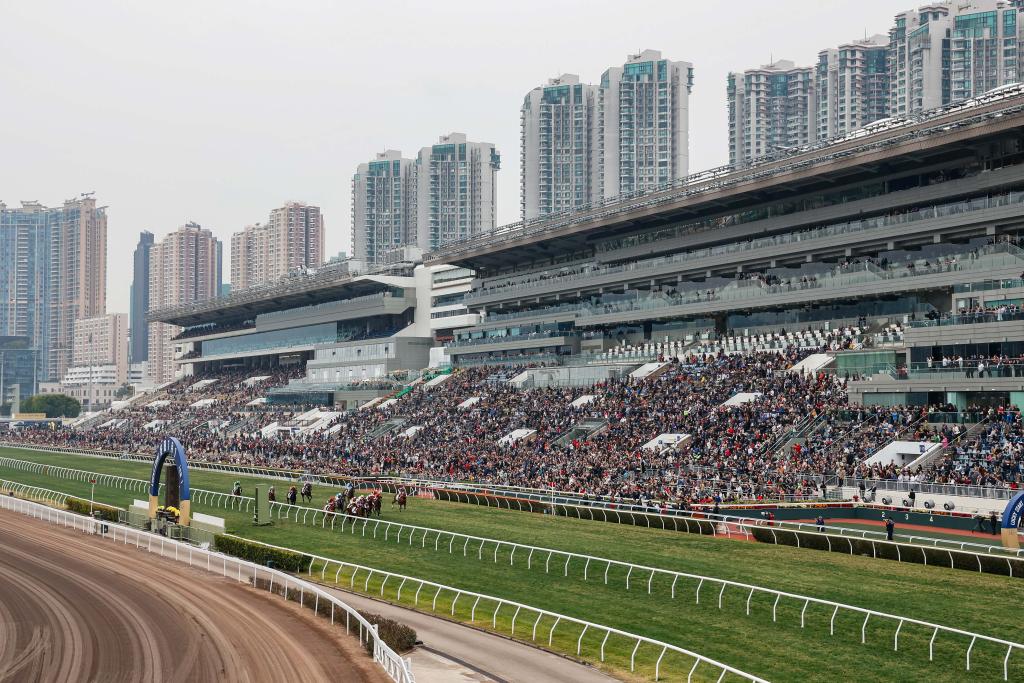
[749,526,1024,577]
[214,534,308,572]
[66,496,122,522]
[359,612,417,655]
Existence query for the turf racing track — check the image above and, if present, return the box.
[0,509,387,683]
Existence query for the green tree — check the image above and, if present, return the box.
[114,383,134,400]
[20,393,81,418]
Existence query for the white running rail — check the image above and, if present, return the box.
[0,493,416,683]
[223,534,767,683]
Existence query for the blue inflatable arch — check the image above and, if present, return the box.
[149,436,191,525]
[1000,490,1024,549]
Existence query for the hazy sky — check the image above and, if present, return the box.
[1,0,902,313]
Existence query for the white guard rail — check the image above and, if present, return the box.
[2,452,1023,579]
[0,493,415,683]
[222,534,766,683]
[2,459,1021,680]
[3,444,1020,560]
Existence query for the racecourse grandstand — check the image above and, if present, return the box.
[15,85,1024,511]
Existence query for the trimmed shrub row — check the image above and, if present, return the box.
[214,534,308,572]
[66,496,122,522]
[359,612,418,655]
[749,526,1024,577]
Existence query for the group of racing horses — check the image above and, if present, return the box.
[245,479,408,517]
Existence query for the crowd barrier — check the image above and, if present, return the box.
[0,493,415,683]
[3,456,1024,679]
[223,534,767,682]
[4,444,1023,576]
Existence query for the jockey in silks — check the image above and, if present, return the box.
[268,486,276,502]
[232,481,242,496]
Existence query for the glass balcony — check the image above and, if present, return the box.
[470,192,1024,302]
[479,243,1024,325]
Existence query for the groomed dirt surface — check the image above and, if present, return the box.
[0,510,386,683]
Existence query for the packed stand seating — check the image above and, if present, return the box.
[11,336,1024,501]
[12,367,304,455]
[910,409,1024,488]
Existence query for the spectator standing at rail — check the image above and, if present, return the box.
[884,515,895,541]
[990,510,1000,535]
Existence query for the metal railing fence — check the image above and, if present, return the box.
[0,494,415,683]
[222,534,767,683]
[5,457,1024,678]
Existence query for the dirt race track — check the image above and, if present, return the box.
[0,510,386,683]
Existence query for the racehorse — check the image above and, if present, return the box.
[392,489,408,512]
[231,481,242,496]
[268,486,276,502]
[301,481,313,504]
[287,486,297,506]
[371,492,382,517]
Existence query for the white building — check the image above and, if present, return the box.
[416,133,500,251]
[352,151,418,264]
[230,202,324,290]
[148,223,221,385]
[890,1,1022,116]
[520,74,598,221]
[596,50,693,200]
[71,313,129,385]
[728,60,815,167]
[815,35,890,140]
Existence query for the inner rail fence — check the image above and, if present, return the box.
[0,490,764,683]
[5,457,1024,677]
[6,455,1024,676]
[222,533,770,683]
[0,493,415,683]
[3,448,1024,578]
[4,451,1021,565]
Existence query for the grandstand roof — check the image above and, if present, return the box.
[148,267,412,327]
[428,85,1024,273]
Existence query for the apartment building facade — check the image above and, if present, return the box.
[147,223,222,384]
[352,151,418,263]
[0,195,106,382]
[596,50,693,200]
[520,74,598,221]
[416,133,500,251]
[230,202,324,290]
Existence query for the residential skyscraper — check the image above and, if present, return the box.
[71,312,129,384]
[416,133,500,251]
[352,151,418,263]
[230,202,323,290]
[816,35,890,140]
[520,74,598,221]
[728,60,816,167]
[596,50,693,200]
[130,231,154,363]
[147,223,221,384]
[0,195,106,382]
[890,1,1022,116]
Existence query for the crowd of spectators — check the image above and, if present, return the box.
[8,339,1024,503]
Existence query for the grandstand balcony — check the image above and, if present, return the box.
[473,243,1024,331]
[445,330,580,359]
[428,85,1024,271]
[905,309,1024,348]
[466,177,1024,308]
